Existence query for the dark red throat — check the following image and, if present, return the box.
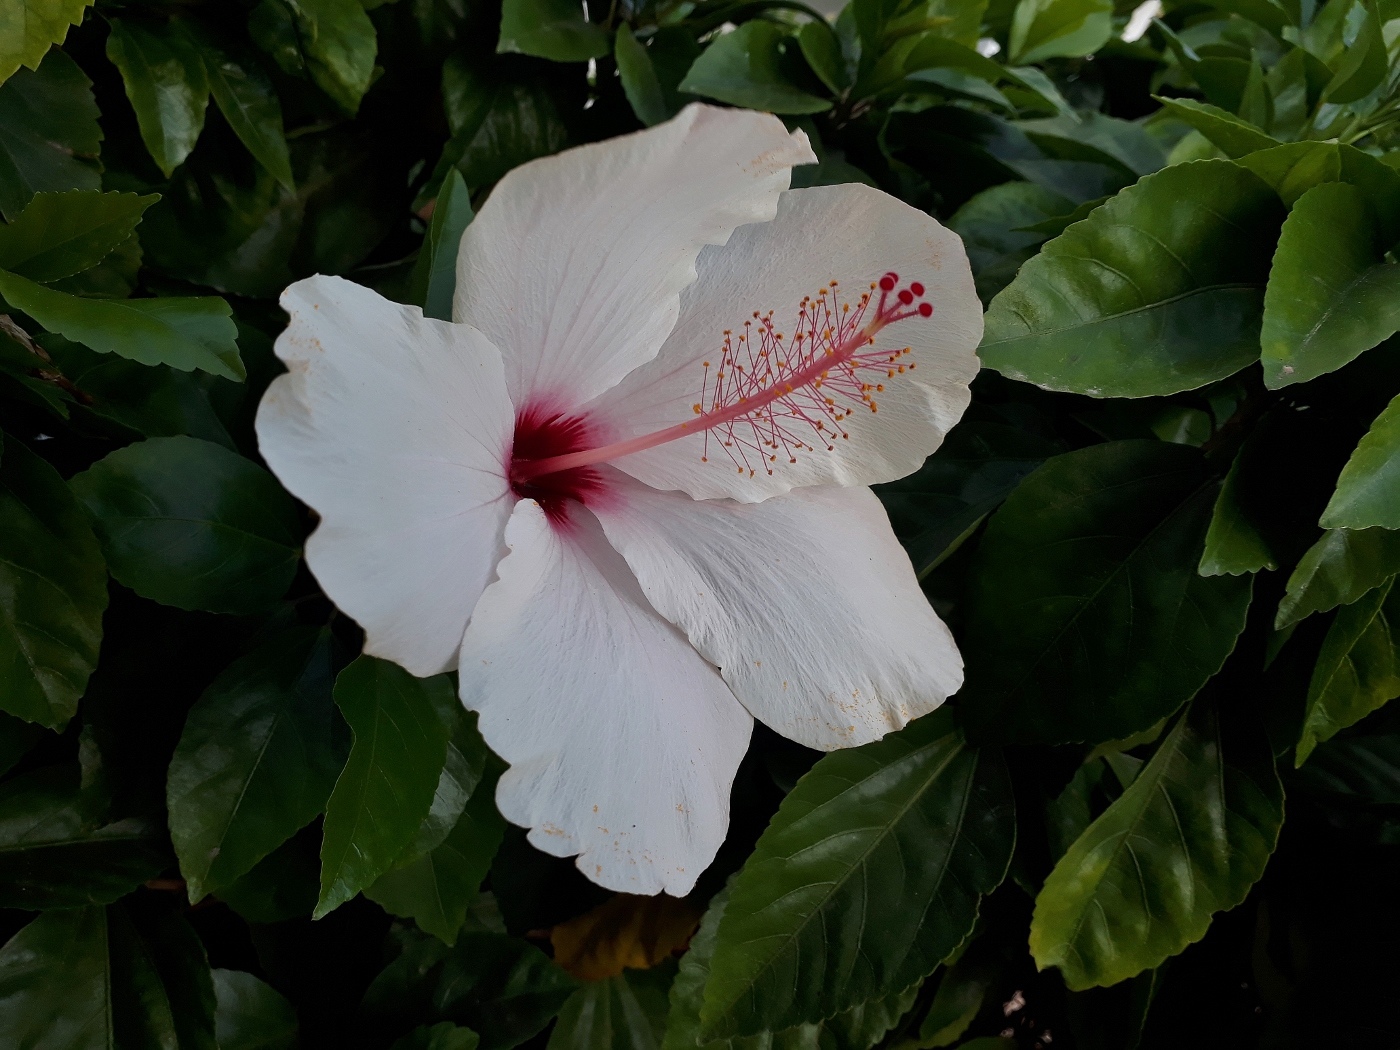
[509,403,606,524]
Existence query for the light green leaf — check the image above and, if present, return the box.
[105,17,210,178]
[409,168,473,322]
[283,0,377,114]
[1199,443,1277,576]
[202,36,295,190]
[981,161,1285,398]
[167,627,349,901]
[1275,527,1400,628]
[70,436,299,614]
[1008,0,1112,64]
[0,908,111,1049]
[212,968,299,1050]
[0,190,156,283]
[616,27,669,127]
[0,269,244,380]
[317,656,454,918]
[699,710,1013,1038]
[0,48,101,220]
[0,765,165,909]
[498,0,609,62]
[961,441,1253,746]
[1152,97,1280,158]
[0,434,106,730]
[0,0,93,86]
[1297,579,1400,764]
[679,23,833,115]
[1261,183,1400,389]
[1321,392,1400,530]
[1029,699,1283,989]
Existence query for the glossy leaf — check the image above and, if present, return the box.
[981,161,1285,397]
[70,436,300,614]
[1321,393,1400,530]
[1324,0,1386,103]
[1275,527,1400,629]
[106,17,210,178]
[0,189,155,283]
[1152,97,1280,158]
[1238,142,1400,241]
[1030,699,1283,989]
[283,0,378,114]
[202,36,295,190]
[0,49,101,220]
[498,0,609,62]
[409,168,473,322]
[0,765,165,909]
[0,908,111,1048]
[317,657,454,918]
[0,434,106,730]
[1297,580,1400,765]
[679,23,832,115]
[616,27,669,127]
[699,710,1013,1038]
[961,441,1253,746]
[1261,183,1400,389]
[0,270,244,380]
[213,968,299,1050]
[167,627,348,901]
[0,0,92,85]
[1008,0,1112,64]
[547,972,670,1050]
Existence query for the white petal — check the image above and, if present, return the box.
[588,184,983,501]
[454,103,815,410]
[256,275,514,676]
[593,474,961,750]
[459,499,752,895]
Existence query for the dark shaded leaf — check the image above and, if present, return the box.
[0,190,156,283]
[679,23,832,115]
[409,168,473,322]
[0,908,111,1048]
[497,0,609,62]
[1275,527,1400,629]
[213,968,300,1050]
[0,49,101,221]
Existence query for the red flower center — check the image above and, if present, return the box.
[509,403,607,523]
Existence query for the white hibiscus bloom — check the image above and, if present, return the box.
[256,104,983,896]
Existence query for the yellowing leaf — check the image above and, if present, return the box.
[550,893,700,982]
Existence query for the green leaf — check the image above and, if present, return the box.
[1200,444,1277,576]
[699,710,1013,1039]
[875,418,1064,577]
[1261,183,1400,389]
[0,434,106,730]
[1297,579,1400,764]
[0,48,101,221]
[409,169,473,323]
[915,955,995,1047]
[679,23,832,115]
[0,190,156,283]
[216,829,321,922]
[70,436,300,615]
[1007,0,1112,64]
[981,161,1285,397]
[316,656,454,918]
[396,1024,483,1050]
[283,0,378,114]
[1238,142,1400,242]
[945,181,1074,303]
[366,758,506,945]
[201,36,295,191]
[107,898,218,1050]
[663,885,916,1050]
[0,908,112,1048]
[548,971,670,1050]
[105,18,210,178]
[1152,97,1280,158]
[167,627,349,901]
[961,440,1253,746]
[1324,0,1386,103]
[213,968,299,1050]
[1275,527,1400,629]
[1029,698,1283,989]
[616,27,669,127]
[0,0,92,86]
[0,270,244,380]
[1321,392,1400,530]
[1016,112,1166,179]
[498,0,609,62]
[0,765,165,909]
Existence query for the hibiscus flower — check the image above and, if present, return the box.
[255,104,983,896]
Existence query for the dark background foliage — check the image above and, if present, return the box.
[2,0,1399,1046]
